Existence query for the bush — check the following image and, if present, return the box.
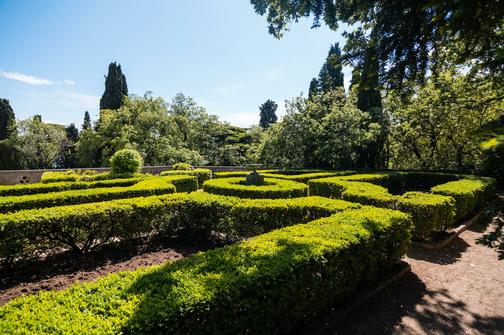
[431,177,496,220]
[0,207,411,334]
[0,192,358,264]
[0,176,195,213]
[309,175,456,238]
[161,168,212,188]
[203,177,308,199]
[110,149,143,175]
[0,178,143,197]
[172,162,193,170]
[40,170,80,183]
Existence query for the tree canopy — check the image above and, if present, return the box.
[0,98,15,141]
[259,99,278,128]
[99,62,128,110]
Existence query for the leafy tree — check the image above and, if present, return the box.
[259,99,278,128]
[14,116,67,169]
[66,123,79,143]
[82,111,92,130]
[317,43,344,93]
[0,98,15,140]
[388,71,504,170]
[100,62,128,110]
[250,0,504,90]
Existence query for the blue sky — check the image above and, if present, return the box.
[0,0,349,127]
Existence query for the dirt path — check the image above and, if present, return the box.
[327,202,504,335]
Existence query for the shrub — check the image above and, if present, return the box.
[309,175,456,238]
[203,177,308,199]
[110,149,143,175]
[0,176,195,213]
[172,162,193,170]
[431,177,496,220]
[40,170,79,183]
[161,168,212,188]
[0,192,358,264]
[0,178,143,197]
[0,207,411,334]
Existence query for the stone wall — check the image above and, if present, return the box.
[0,166,254,185]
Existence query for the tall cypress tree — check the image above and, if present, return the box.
[308,77,319,99]
[318,43,344,93]
[352,46,386,168]
[99,62,128,110]
[259,99,278,128]
[0,98,15,140]
[82,111,92,130]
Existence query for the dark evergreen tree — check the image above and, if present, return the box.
[99,62,128,110]
[66,123,79,142]
[308,78,319,99]
[259,99,278,128]
[352,46,387,168]
[318,43,344,93]
[82,111,92,130]
[0,98,15,140]
[33,115,42,122]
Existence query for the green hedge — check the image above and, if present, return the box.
[309,176,455,238]
[40,170,146,183]
[0,176,196,213]
[0,206,411,334]
[160,168,212,188]
[431,176,495,220]
[0,192,358,264]
[213,170,354,184]
[203,177,308,199]
[0,178,143,197]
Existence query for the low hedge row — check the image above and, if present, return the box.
[0,176,196,213]
[309,173,495,238]
[0,177,143,197]
[0,206,411,334]
[213,170,354,184]
[309,177,455,239]
[431,177,495,220]
[0,192,358,264]
[160,168,212,188]
[203,177,308,199]
[40,170,145,183]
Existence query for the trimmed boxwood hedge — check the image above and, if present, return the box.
[203,177,308,199]
[0,206,411,335]
[309,172,495,239]
[160,168,212,188]
[0,176,196,213]
[0,192,360,263]
[0,177,144,197]
[40,170,146,183]
[213,170,354,184]
[431,177,495,220]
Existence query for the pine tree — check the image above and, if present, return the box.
[99,62,128,110]
[0,98,15,140]
[82,111,92,130]
[259,99,278,128]
[308,78,319,99]
[66,123,79,143]
[318,43,344,93]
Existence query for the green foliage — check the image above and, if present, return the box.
[0,205,410,334]
[388,71,504,170]
[0,98,15,141]
[203,177,308,199]
[0,177,143,197]
[251,0,504,90]
[317,43,344,94]
[482,145,504,189]
[259,99,278,128]
[160,168,212,188]
[110,149,143,175]
[40,169,146,183]
[259,90,381,168]
[172,162,193,170]
[82,111,92,130]
[309,173,459,238]
[0,176,195,213]
[431,177,496,220]
[99,62,128,110]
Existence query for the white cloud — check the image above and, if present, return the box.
[0,70,75,86]
[221,112,258,128]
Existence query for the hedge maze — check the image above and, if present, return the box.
[0,169,495,334]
